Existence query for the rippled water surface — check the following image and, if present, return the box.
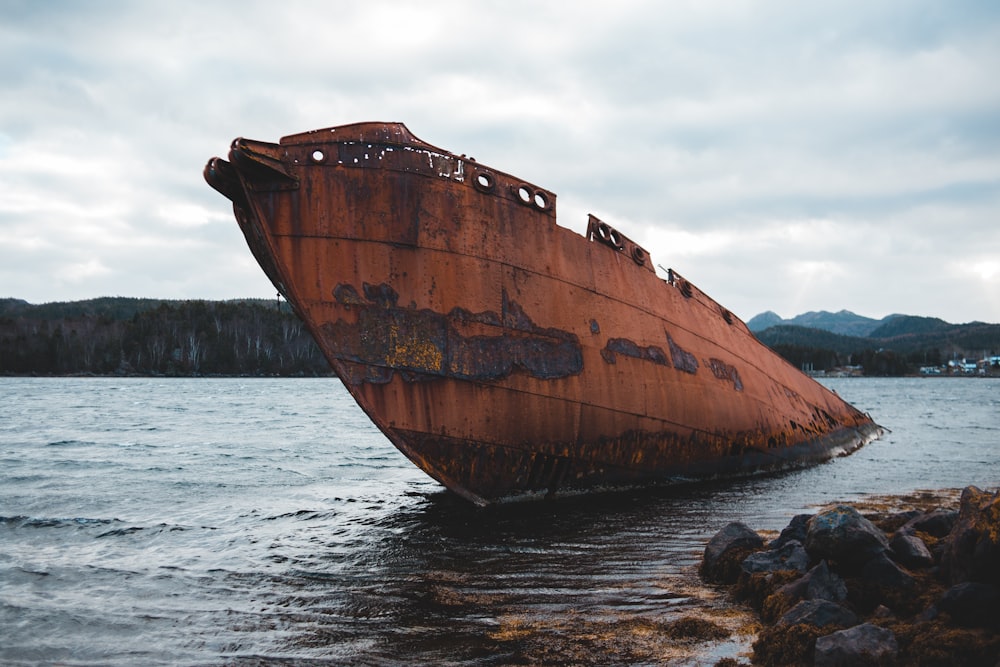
[2,377,998,665]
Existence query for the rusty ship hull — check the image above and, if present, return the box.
[205,122,882,505]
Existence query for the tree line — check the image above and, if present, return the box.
[758,322,1000,376]
[0,299,332,376]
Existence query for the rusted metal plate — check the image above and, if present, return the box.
[206,121,882,505]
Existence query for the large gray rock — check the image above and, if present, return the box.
[776,599,859,628]
[899,507,958,538]
[769,513,811,549]
[701,521,763,583]
[889,532,934,568]
[814,623,898,667]
[805,505,889,570]
[742,539,810,575]
[772,560,848,609]
[937,581,1000,628]
[940,486,1000,585]
[862,552,916,591]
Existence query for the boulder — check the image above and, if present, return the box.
[701,521,764,583]
[769,513,811,549]
[814,623,898,667]
[881,509,922,533]
[899,507,958,538]
[765,560,847,620]
[937,581,1000,629]
[889,532,934,568]
[742,539,810,575]
[940,486,1000,585]
[776,599,859,628]
[805,505,890,570]
[862,552,916,591]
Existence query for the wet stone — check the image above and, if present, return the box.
[889,532,934,568]
[940,486,1000,586]
[742,539,809,575]
[769,513,811,549]
[814,623,898,667]
[805,505,889,571]
[776,599,860,629]
[899,507,958,538]
[861,552,916,591]
[938,581,1000,629]
[767,560,847,621]
[701,521,764,584]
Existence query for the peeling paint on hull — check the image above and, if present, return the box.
[205,122,882,506]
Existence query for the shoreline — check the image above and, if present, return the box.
[699,486,1000,666]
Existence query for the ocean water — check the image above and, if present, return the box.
[1,376,998,665]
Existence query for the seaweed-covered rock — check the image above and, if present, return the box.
[769,513,811,549]
[814,623,898,667]
[899,507,958,538]
[937,581,1000,629]
[764,560,847,621]
[889,532,934,568]
[701,521,764,584]
[861,552,916,591]
[940,486,1000,585]
[806,505,889,570]
[776,599,859,628]
[742,539,809,575]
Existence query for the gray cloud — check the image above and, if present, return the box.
[1,0,998,323]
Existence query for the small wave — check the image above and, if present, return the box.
[96,522,193,538]
[0,515,122,529]
[45,439,95,447]
[264,509,335,521]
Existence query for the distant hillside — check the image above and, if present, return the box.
[752,310,1000,375]
[868,315,952,338]
[747,309,889,337]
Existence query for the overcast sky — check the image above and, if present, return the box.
[2,1,998,324]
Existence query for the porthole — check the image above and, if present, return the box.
[516,184,551,212]
[310,149,326,163]
[631,245,647,266]
[474,170,495,192]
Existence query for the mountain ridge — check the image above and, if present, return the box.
[746,309,995,336]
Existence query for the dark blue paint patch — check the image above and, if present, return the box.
[326,282,583,385]
[707,358,743,391]
[667,335,699,374]
[601,338,669,366]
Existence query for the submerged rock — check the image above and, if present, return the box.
[814,623,898,667]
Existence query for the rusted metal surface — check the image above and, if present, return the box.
[205,122,882,505]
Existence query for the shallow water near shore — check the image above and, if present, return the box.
[2,376,998,665]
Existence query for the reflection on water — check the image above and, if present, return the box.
[1,377,997,664]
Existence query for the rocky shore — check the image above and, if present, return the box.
[700,486,1000,666]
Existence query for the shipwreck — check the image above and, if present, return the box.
[205,122,882,505]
